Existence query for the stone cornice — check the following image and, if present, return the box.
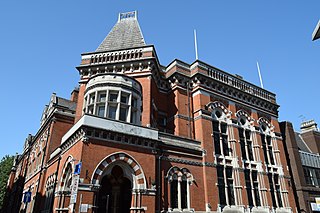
[168,72,278,116]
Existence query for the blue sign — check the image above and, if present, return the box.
[74,162,82,175]
[23,191,31,203]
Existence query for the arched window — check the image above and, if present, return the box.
[63,164,72,192]
[217,166,235,206]
[236,110,254,161]
[207,102,231,156]
[170,173,178,209]
[244,169,261,207]
[167,167,193,211]
[43,174,56,212]
[258,118,275,165]
[268,173,283,208]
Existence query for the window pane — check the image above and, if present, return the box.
[109,92,118,102]
[131,110,137,124]
[221,123,227,134]
[108,105,117,119]
[261,134,269,164]
[244,169,253,207]
[269,148,275,165]
[245,130,251,140]
[88,106,93,114]
[181,179,188,209]
[226,167,232,179]
[99,93,106,102]
[222,135,229,156]
[267,136,272,146]
[217,166,226,205]
[248,141,254,161]
[227,179,235,205]
[240,139,247,160]
[226,168,234,205]
[170,180,178,208]
[90,94,95,104]
[253,182,261,206]
[214,133,221,155]
[97,105,105,117]
[276,184,282,207]
[213,120,219,132]
[131,97,137,108]
[268,174,277,208]
[238,128,244,139]
[119,107,128,121]
[121,93,129,104]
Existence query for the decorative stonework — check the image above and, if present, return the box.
[58,156,74,190]
[162,156,215,167]
[85,127,157,150]
[61,129,85,153]
[91,152,147,189]
[45,173,56,188]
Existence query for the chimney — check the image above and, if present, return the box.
[71,87,79,102]
[300,119,318,133]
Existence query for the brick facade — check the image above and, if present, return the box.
[4,11,297,213]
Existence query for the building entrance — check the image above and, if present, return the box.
[97,165,132,213]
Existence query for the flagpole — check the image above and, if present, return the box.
[194,30,198,60]
[256,61,264,88]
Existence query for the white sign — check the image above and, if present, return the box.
[316,197,320,205]
[80,204,89,212]
[70,175,79,204]
[311,202,320,211]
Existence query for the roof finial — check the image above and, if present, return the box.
[118,11,137,22]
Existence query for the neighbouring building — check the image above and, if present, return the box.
[312,20,320,41]
[280,120,320,213]
[4,11,297,213]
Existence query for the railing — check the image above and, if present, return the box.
[205,64,276,102]
[300,150,320,168]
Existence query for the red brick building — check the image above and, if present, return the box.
[280,120,320,212]
[5,11,297,213]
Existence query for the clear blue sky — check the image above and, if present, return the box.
[0,1,319,159]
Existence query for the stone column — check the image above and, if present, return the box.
[187,181,191,210]
[178,178,181,210]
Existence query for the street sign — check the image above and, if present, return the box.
[70,174,79,204]
[311,202,320,211]
[74,162,82,175]
[23,191,31,203]
[80,204,89,212]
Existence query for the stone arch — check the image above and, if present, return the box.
[166,166,194,183]
[58,155,75,190]
[166,166,194,210]
[206,101,232,120]
[236,109,254,127]
[91,152,147,189]
[258,117,274,134]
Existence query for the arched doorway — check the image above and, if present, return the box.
[97,165,132,213]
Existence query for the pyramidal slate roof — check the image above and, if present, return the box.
[96,11,146,52]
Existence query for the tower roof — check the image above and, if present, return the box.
[96,11,146,52]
